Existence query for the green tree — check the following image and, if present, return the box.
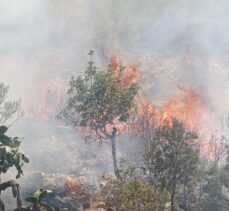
[100,162,168,211]
[0,83,22,125]
[0,125,29,210]
[201,163,228,211]
[145,119,200,211]
[193,144,229,211]
[220,144,229,188]
[58,51,139,176]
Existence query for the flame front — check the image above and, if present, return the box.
[111,55,140,89]
[135,88,222,156]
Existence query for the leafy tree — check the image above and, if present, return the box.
[100,162,168,211]
[0,125,29,210]
[192,144,229,211]
[145,119,200,211]
[220,144,229,188]
[0,83,22,125]
[201,163,228,211]
[58,51,139,176]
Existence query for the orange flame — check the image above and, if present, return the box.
[111,55,140,88]
[79,56,140,137]
[134,88,222,156]
[64,176,77,195]
[64,176,90,197]
[23,79,66,120]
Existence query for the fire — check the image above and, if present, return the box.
[64,176,77,196]
[160,97,183,127]
[64,176,90,198]
[111,55,140,88]
[159,88,215,131]
[79,56,140,138]
[134,88,222,156]
[23,78,67,120]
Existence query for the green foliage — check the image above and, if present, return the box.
[202,164,228,211]
[26,189,53,211]
[221,144,229,187]
[26,189,68,211]
[220,165,229,188]
[145,119,200,209]
[0,125,29,178]
[0,83,22,124]
[101,162,168,211]
[59,52,139,138]
[146,119,199,190]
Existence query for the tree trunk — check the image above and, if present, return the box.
[110,128,119,177]
[0,180,22,210]
[170,178,177,211]
[111,135,118,176]
[171,191,175,211]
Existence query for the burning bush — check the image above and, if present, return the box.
[64,176,90,198]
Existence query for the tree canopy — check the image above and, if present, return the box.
[145,119,200,211]
[59,52,139,139]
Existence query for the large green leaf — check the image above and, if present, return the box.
[34,189,44,200]
[0,135,11,146]
[25,196,38,203]
[0,126,8,135]
[21,154,30,163]
[11,137,21,147]
[34,189,53,202]
[39,189,53,202]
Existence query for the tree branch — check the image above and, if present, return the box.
[0,180,22,208]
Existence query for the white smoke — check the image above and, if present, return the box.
[0,0,228,197]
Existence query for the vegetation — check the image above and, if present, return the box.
[0,56,227,211]
[101,162,168,211]
[144,119,200,211]
[25,189,54,211]
[202,164,228,211]
[56,53,229,210]
[194,146,229,211]
[0,83,22,125]
[0,125,29,210]
[24,189,67,211]
[58,51,139,176]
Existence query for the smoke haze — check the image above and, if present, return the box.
[0,0,228,189]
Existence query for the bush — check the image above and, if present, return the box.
[100,163,168,211]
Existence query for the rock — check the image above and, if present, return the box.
[45,195,83,211]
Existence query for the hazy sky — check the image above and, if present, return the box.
[0,0,228,122]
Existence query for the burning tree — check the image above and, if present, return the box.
[58,51,139,176]
[0,125,29,210]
